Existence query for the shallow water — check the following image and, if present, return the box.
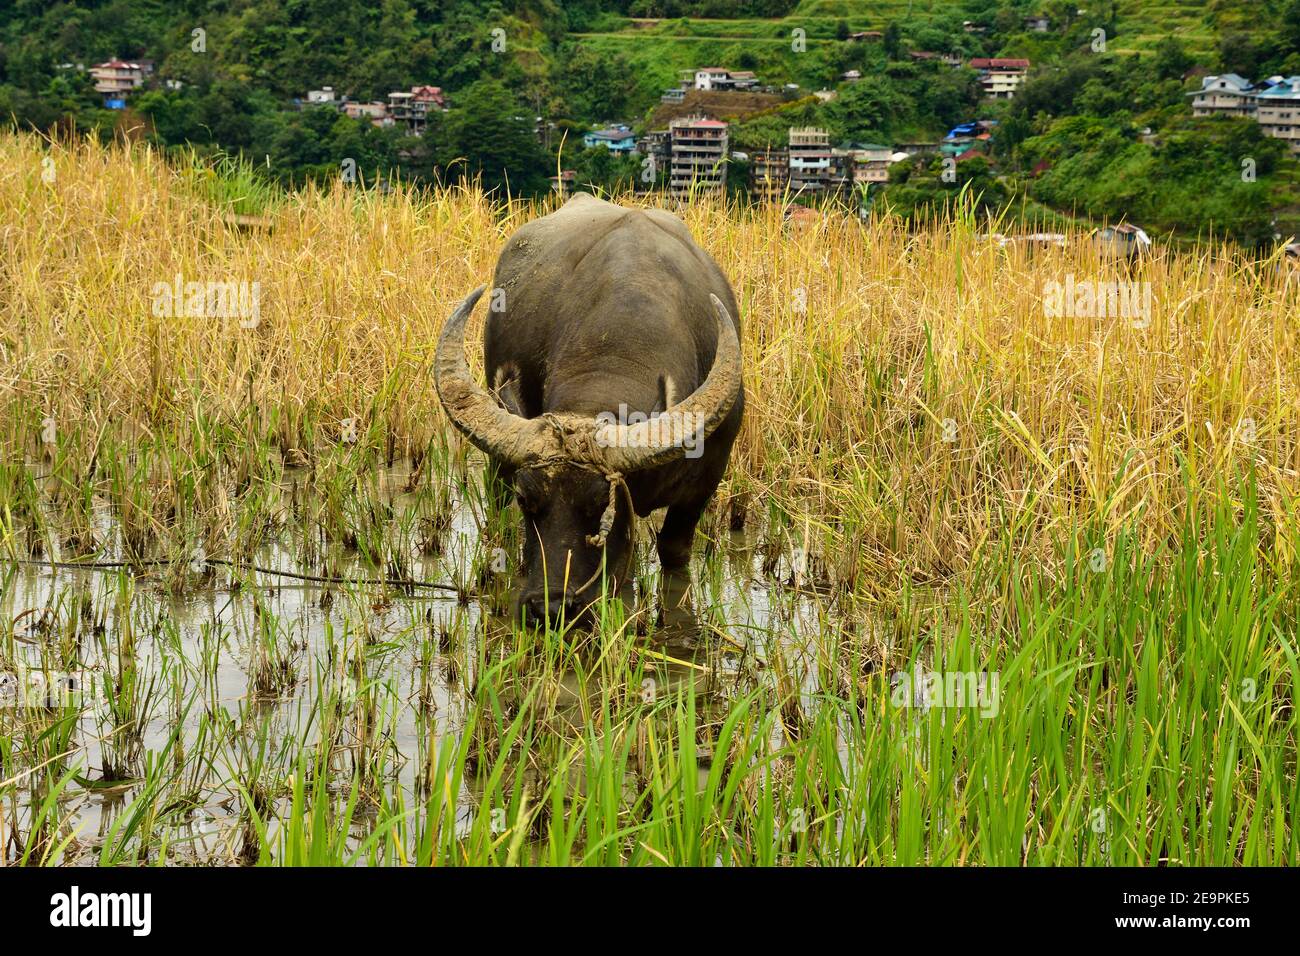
[1,460,840,864]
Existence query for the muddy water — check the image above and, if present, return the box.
[1,462,838,863]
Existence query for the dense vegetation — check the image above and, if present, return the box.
[2,1,1300,241]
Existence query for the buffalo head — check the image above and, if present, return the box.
[434,286,742,625]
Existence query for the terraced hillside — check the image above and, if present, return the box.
[575,0,1271,77]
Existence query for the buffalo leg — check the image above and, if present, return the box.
[656,494,712,570]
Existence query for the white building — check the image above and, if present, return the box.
[1188,74,1256,118]
[694,68,731,91]
[969,58,1030,99]
[89,60,146,98]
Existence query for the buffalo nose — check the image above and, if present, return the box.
[523,591,578,624]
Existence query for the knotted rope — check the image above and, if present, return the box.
[586,471,632,548]
[526,414,638,597]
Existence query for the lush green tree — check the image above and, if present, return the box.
[824,75,907,140]
[438,78,547,194]
[558,44,633,122]
[1218,32,1271,77]
[883,22,903,60]
[884,154,1008,219]
[1154,36,1193,82]
[1285,0,1300,55]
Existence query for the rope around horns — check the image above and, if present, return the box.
[532,412,634,551]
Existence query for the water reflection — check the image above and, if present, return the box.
[1,463,836,863]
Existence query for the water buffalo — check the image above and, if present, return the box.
[435,193,744,624]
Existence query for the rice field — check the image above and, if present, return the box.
[1,133,1297,865]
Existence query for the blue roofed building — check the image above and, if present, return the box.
[583,126,637,153]
[1254,77,1300,157]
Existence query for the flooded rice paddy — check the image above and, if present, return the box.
[1,457,855,865]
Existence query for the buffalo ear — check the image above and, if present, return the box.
[492,363,526,417]
[652,373,677,415]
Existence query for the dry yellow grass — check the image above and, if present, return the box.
[3,133,1298,587]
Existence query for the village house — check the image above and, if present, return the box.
[1188,74,1257,117]
[549,169,576,199]
[90,59,148,106]
[1254,77,1300,156]
[693,67,731,90]
[583,126,638,154]
[306,87,340,105]
[688,67,759,92]
[639,129,671,166]
[788,127,832,194]
[669,116,728,198]
[344,101,391,127]
[749,146,789,202]
[661,87,686,104]
[841,70,862,82]
[829,149,854,192]
[840,143,893,184]
[387,86,445,134]
[1023,15,1050,32]
[1095,223,1152,259]
[941,120,994,157]
[848,31,883,42]
[969,58,1030,99]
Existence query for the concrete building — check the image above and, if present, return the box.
[749,147,789,202]
[829,149,856,193]
[306,86,341,105]
[693,68,731,91]
[969,58,1030,99]
[387,86,445,134]
[669,116,728,198]
[90,60,147,103]
[344,101,391,127]
[1188,74,1256,118]
[841,143,893,184]
[788,127,832,195]
[1255,77,1300,156]
[690,67,759,92]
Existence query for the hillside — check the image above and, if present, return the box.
[649,88,786,126]
[2,0,1299,241]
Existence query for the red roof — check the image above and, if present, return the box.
[95,59,141,69]
[955,148,982,162]
[969,58,1030,69]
